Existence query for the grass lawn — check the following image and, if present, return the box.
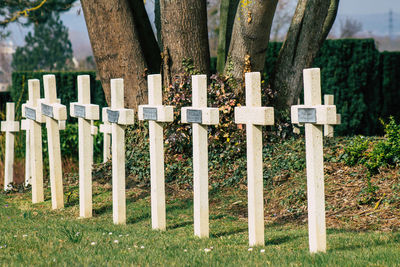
[0,185,399,266]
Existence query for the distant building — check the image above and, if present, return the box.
[0,41,15,92]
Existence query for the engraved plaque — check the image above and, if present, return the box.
[41,103,54,118]
[143,107,157,121]
[187,109,202,123]
[25,107,36,121]
[74,105,86,118]
[107,109,120,123]
[298,108,316,123]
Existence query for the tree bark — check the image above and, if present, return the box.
[81,0,149,109]
[224,0,278,90]
[160,0,210,86]
[271,0,339,110]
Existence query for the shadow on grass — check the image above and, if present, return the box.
[331,232,400,252]
[93,204,112,216]
[265,234,302,246]
[168,220,193,230]
[211,227,247,238]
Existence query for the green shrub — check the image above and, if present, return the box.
[342,135,370,166]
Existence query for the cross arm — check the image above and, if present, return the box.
[38,100,67,121]
[22,103,46,123]
[100,123,112,134]
[103,107,134,125]
[1,121,19,132]
[234,106,274,126]
[291,105,337,125]
[181,107,219,125]
[70,102,100,120]
[138,105,174,122]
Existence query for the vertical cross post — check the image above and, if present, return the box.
[323,95,341,137]
[234,72,274,247]
[41,75,67,209]
[100,110,112,163]
[291,68,338,253]
[22,79,45,203]
[70,75,100,218]
[21,119,31,186]
[138,74,174,230]
[1,103,20,190]
[181,75,219,238]
[104,78,134,225]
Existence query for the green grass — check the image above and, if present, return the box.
[0,188,399,266]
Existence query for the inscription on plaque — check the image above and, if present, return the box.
[107,109,120,123]
[41,103,54,118]
[298,108,317,123]
[25,107,36,121]
[74,105,86,118]
[143,107,158,121]
[187,109,202,123]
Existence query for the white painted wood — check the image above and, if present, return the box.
[99,112,111,163]
[43,75,65,209]
[234,72,274,247]
[108,78,134,225]
[70,75,99,218]
[303,68,326,253]
[1,103,19,190]
[26,79,44,203]
[21,120,31,186]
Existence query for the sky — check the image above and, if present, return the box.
[338,0,400,15]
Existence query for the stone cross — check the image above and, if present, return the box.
[40,75,67,210]
[1,103,20,190]
[181,75,219,238]
[70,75,100,218]
[291,68,338,253]
[323,95,341,137]
[138,74,174,231]
[20,119,31,186]
[100,110,112,163]
[234,72,274,247]
[103,78,134,225]
[22,79,45,203]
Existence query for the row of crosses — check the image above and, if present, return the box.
[1,68,340,253]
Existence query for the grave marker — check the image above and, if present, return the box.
[323,95,341,137]
[104,78,134,225]
[1,103,20,190]
[40,75,67,209]
[181,75,219,238]
[138,74,174,231]
[291,68,338,253]
[21,119,31,186]
[234,72,274,247]
[22,79,45,203]
[70,75,100,218]
[100,110,112,163]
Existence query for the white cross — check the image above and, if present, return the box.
[291,68,338,253]
[103,78,134,225]
[100,109,112,163]
[138,74,174,231]
[234,72,274,247]
[323,95,341,137]
[22,79,45,203]
[70,75,100,218]
[1,102,20,190]
[20,119,31,186]
[181,75,219,238]
[39,75,67,210]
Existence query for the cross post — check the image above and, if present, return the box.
[100,110,112,163]
[70,75,100,218]
[20,119,31,186]
[323,95,341,137]
[181,75,219,238]
[291,68,338,253]
[40,75,67,209]
[103,78,134,225]
[1,102,20,190]
[234,72,274,247]
[138,74,174,230]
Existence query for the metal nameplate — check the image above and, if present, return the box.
[41,103,54,118]
[107,109,120,123]
[25,107,36,121]
[74,105,86,118]
[143,107,157,121]
[187,109,202,123]
[298,108,316,123]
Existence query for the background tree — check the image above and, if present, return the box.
[11,14,73,71]
[340,18,363,38]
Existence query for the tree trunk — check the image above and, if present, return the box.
[81,0,149,109]
[224,0,278,90]
[160,0,210,86]
[271,0,339,110]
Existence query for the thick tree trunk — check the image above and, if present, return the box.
[271,0,339,110]
[160,0,210,86]
[224,0,278,90]
[81,0,151,109]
